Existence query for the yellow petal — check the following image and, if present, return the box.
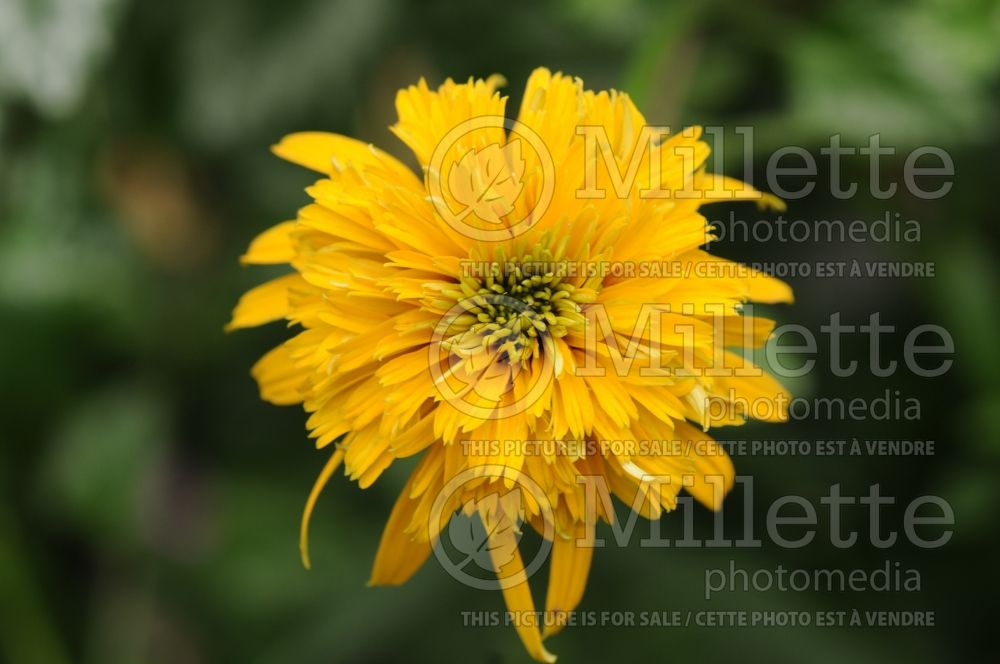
[368,468,433,586]
[714,360,791,423]
[391,75,507,167]
[744,271,794,304]
[225,273,303,331]
[677,421,734,511]
[300,447,345,570]
[698,173,787,212]
[489,528,557,663]
[251,341,308,405]
[240,221,297,265]
[690,253,794,304]
[272,131,415,181]
[516,68,583,166]
[543,523,594,638]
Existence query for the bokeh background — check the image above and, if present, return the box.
[2,0,998,661]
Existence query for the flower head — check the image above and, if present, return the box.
[230,68,792,662]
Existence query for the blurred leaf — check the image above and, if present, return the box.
[0,141,140,318]
[0,506,71,664]
[176,0,394,147]
[37,382,169,547]
[786,0,1000,145]
[0,0,124,117]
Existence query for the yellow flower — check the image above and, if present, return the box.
[230,68,792,662]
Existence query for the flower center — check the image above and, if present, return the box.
[442,257,590,364]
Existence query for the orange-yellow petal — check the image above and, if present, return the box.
[272,131,418,184]
[300,447,345,569]
[226,273,303,331]
[240,221,297,265]
[251,341,308,405]
[489,528,556,663]
[543,523,594,638]
[677,422,735,510]
[368,470,433,586]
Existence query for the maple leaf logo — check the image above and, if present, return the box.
[447,139,526,224]
[447,492,525,573]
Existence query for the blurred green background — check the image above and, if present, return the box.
[1,0,997,661]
